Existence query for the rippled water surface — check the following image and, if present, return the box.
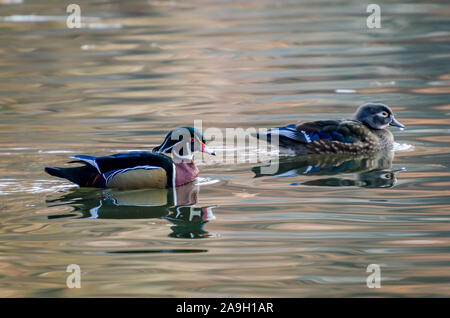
[0,0,449,297]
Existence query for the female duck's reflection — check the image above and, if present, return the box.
[253,150,404,188]
[46,182,216,238]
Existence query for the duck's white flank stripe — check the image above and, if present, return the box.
[172,163,177,206]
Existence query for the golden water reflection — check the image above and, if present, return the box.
[0,0,449,297]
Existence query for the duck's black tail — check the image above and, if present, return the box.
[45,164,99,187]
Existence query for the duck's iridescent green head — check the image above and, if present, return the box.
[353,103,405,130]
[153,127,214,157]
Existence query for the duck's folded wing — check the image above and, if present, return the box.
[259,120,370,150]
[71,152,175,188]
[294,120,368,144]
[263,124,311,144]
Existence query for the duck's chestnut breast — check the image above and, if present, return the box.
[175,162,199,186]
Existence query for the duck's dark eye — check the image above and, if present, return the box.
[380,111,389,117]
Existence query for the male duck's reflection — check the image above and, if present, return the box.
[46,182,216,238]
[253,150,404,188]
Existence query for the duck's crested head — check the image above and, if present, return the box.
[153,126,215,157]
[353,103,405,130]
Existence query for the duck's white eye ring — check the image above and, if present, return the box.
[380,111,389,117]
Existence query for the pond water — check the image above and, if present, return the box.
[0,0,449,297]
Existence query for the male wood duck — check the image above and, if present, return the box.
[45,127,215,189]
[256,103,405,154]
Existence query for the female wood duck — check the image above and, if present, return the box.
[45,127,215,189]
[256,103,405,154]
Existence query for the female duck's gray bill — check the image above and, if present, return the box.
[390,117,405,129]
